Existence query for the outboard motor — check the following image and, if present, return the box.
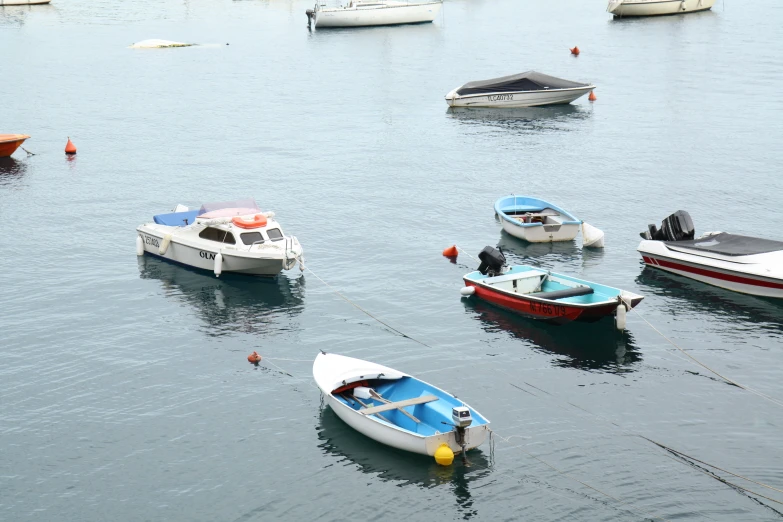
[477,246,506,276]
[640,210,695,242]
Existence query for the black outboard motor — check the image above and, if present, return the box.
[641,210,695,242]
[477,246,506,276]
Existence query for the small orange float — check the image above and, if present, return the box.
[570,46,580,56]
[232,214,268,229]
[442,245,458,258]
[589,91,597,102]
[248,351,262,364]
[65,137,77,155]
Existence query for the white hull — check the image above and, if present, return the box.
[137,226,301,277]
[501,219,580,243]
[608,0,715,17]
[325,394,488,456]
[0,0,50,4]
[312,1,441,28]
[638,240,783,299]
[446,86,593,108]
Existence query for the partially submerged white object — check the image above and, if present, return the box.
[582,222,605,249]
[129,39,194,49]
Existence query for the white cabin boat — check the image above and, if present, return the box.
[446,71,594,109]
[313,352,490,457]
[306,0,442,28]
[136,198,304,277]
[607,0,715,17]
[638,211,783,298]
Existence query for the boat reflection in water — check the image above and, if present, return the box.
[317,407,492,520]
[0,157,28,186]
[465,299,640,372]
[138,255,304,337]
[446,104,589,134]
[636,268,783,334]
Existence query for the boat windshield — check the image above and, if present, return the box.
[197,198,261,218]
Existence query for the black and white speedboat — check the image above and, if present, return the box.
[638,211,783,298]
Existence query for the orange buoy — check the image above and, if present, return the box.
[588,91,597,102]
[247,351,262,364]
[65,137,77,155]
[442,245,458,258]
[570,46,580,56]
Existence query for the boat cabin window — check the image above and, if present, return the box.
[240,232,264,245]
[266,228,283,241]
[199,227,236,244]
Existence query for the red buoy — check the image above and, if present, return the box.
[589,91,597,102]
[247,351,262,364]
[570,46,580,56]
[65,137,77,155]
[442,245,458,258]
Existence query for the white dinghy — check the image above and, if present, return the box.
[607,0,715,17]
[306,0,442,29]
[313,352,490,460]
[136,198,304,277]
[446,71,595,108]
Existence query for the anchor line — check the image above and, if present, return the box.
[619,296,783,409]
[503,377,783,514]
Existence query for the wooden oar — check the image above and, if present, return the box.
[369,389,422,424]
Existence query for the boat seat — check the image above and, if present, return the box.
[529,286,593,300]
[481,270,546,285]
[153,210,199,227]
[359,395,439,416]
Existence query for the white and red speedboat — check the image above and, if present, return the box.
[638,211,783,298]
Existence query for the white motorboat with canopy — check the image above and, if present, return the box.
[136,198,304,277]
[446,71,595,108]
[638,211,783,298]
[313,352,490,459]
[306,0,442,29]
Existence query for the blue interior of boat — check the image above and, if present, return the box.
[335,377,488,436]
[494,195,581,225]
[153,210,200,227]
[466,265,622,304]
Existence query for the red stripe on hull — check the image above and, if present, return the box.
[642,256,783,290]
[464,281,618,323]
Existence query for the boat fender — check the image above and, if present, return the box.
[159,234,172,255]
[434,443,455,466]
[680,0,687,9]
[615,303,627,331]
[214,252,223,277]
[136,235,144,256]
[460,286,475,297]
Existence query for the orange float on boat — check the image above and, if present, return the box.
[232,214,268,229]
[0,134,30,158]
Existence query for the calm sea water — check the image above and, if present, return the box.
[2,0,783,520]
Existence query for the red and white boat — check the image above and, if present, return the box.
[0,134,30,158]
[638,211,783,298]
[460,247,643,330]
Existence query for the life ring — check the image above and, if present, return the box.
[232,214,267,229]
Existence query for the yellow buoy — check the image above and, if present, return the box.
[434,443,454,466]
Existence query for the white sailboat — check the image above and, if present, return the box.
[607,0,716,17]
[307,0,442,29]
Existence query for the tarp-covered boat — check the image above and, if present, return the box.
[313,352,490,457]
[0,134,30,158]
[461,246,643,330]
[136,198,304,277]
[0,0,50,5]
[638,211,783,298]
[446,71,595,108]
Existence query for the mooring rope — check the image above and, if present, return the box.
[619,296,783,409]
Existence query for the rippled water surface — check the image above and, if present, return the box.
[2,0,783,520]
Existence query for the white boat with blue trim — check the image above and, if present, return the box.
[313,352,490,457]
[495,195,604,247]
[307,0,442,29]
[607,0,715,17]
[136,198,304,277]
